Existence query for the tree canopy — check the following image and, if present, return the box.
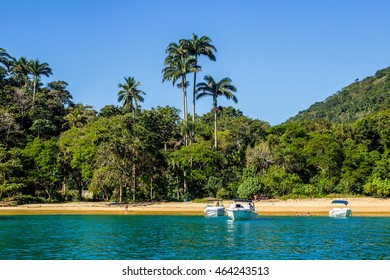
[1,42,390,204]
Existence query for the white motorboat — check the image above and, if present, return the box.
[329,200,352,217]
[204,199,225,217]
[226,199,258,220]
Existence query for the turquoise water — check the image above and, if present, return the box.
[0,215,389,260]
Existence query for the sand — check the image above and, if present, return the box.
[0,198,389,216]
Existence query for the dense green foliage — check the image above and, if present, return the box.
[1,45,390,204]
[289,66,390,123]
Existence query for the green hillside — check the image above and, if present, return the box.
[2,44,390,202]
[289,66,390,123]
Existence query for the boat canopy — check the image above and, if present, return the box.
[206,198,223,202]
[233,199,254,203]
[331,200,349,205]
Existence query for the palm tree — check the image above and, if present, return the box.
[26,59,53,102]
[180,34,217,122]
[162,42,199,145]
[64,104,96,128]
[117,76,146,117]
[196,75,237,149]
[163,42,188,119]
[0,48,14,70]
[11,57,30,87]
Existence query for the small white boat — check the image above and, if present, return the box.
[226,199,258,220]
[329,200,352,217]
[204,199,225,217]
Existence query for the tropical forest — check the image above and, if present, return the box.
[1,35,390,204]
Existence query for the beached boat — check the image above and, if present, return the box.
[329,200,352,217]
[226,199,258,220]
[204,199,225,217]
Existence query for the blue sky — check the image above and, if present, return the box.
[2,0,390,125]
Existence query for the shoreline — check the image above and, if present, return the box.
[1,198,389,216]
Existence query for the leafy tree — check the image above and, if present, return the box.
[59,118,111,200]
[363,177,390,197]
[338,138,380,194]
[10,87,32,130]
[196,75,237,149]
[23,138,61,200]
[267,122,310,181]
[170,143,222,198]
[89,114,163,202]
[353,109,390,152]
[262,165,302,197]
[246,142,274,175]
[46,81,73,107]
[30,119,57,139]
[91,141,129,202]
[304,133,343,184]
[0,108,20,147]
[237,168,263,198]
[370,151,390,181]
[60,129,96,200]
[0,145,24,200]
[203,176,224,198]
[138,106,181,150]
[98,105,122,118]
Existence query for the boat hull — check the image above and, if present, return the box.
[226,209,258,220]
[204,206,225,217]
[329,208,352,217]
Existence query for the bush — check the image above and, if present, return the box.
[12,195,46,205]
[364,177,390,197]
[62,190,80,201]
[216,188,232,199]
[237,177,262,199]
[191,198,207,203]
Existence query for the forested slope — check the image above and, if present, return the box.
[289,66,390,123]
[1,45,389,203]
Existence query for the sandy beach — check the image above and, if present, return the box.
[0,198,389,216]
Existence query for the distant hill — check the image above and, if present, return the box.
[288,66,390,123]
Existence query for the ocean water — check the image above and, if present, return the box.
[0,215,389,260]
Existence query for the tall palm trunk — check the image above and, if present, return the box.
[213,96,218,150]
[191,56,199,143]
[32,76,37,102]
[78,187,82,201]
[182,77,188,146]
[62,182,66,195]
[132,165,136,201]
[192,71,197,122]
[176,174,180,201]
[182,82,187,121]
[191,71,197,143]
[214,106,218,150]
[150,177,153,200]
[183,171,187,197]
[119,176,123,203]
